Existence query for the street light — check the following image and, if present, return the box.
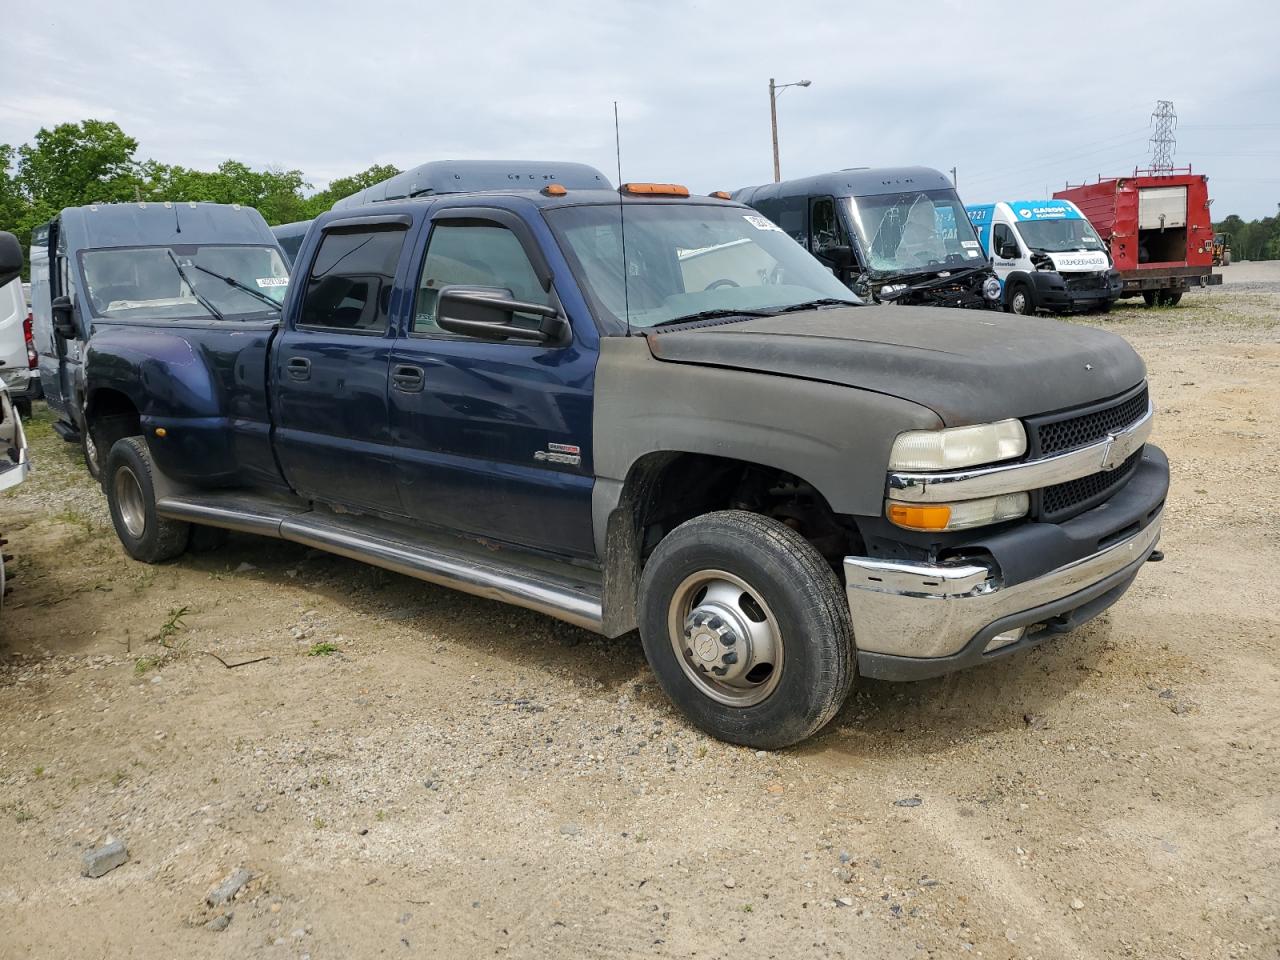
[769,77,812,182]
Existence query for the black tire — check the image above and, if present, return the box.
[1158,290,1183,307]
[638,510,855,750]
[188,525,230,552]
[1095,300,1113,314]
[1006,281,1035,315]
[82,427,102,482]
[103,437,189,563]
[1142,291,1159,307]
[14,399,31,420]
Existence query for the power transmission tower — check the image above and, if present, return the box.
[1148,100,1177,172]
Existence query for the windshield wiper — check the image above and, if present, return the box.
[765,297,861,314]
[186,262,283,311]
[166,251,226,322]
[650,308,775,328]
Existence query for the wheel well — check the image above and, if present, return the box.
[85,389,142,454]
[600,452,863,636]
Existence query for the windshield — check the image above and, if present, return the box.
[846,189,982,276]
[1015,218,1105,253]
[545,203,858,330]
[80,244,289,320]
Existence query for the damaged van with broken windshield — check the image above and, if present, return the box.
[734,166,1003,309]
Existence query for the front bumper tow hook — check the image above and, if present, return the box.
[1146,549,1164,563]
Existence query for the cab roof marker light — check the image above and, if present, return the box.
[542,184,568,196]
[710,191,732,200]
[621,183,690,197]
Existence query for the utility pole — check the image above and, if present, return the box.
[769,77,812,183]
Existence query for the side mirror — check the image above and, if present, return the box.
[816,243,856,267]
[436,286,568,345]
[997,242,1019,260]
[0,231,22,288]
[52,295,77,339]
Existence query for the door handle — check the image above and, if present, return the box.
[287,357,311,381]
[392,364,425,392]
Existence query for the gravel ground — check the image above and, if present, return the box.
[0,288,1277,959]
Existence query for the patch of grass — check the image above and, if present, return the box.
[375,809,386,822]
[6,801,34,823]
[32,765,45,779]
[134,655,161,675]
[307,641,339,657]
[154,605,191,647]
[742,904,753,913]
[312,816,327,829]
[110,770,127,787]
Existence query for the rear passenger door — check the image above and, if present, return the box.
[387,207,596,559]
[272,216,411,515]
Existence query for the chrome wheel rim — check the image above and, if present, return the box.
[1011,291,1028,314]
[114,465,146,539]
[667,569,783,707]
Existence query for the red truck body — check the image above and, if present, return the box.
[1055,168,1221,303]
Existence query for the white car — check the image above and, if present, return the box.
[0,275,39,416]
[0,232,31,609]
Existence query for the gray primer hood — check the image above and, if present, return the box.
[646,306,1147,426]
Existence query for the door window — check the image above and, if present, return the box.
[298,227,405,334]
[810,197,847,255]
[993,223,1019,258]
[413,221,551,335]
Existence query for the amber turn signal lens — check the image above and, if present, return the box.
[710,190,732,199]
[154,427,167,438]
[541,184,567,196]
[887,502,952,531]
[621,183,690,197]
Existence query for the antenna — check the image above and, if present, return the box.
[614,101,631,336]
[1148,100,1177,173]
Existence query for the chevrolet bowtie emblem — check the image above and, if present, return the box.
[1099,431,1125,471]
[1084,363,1094,371]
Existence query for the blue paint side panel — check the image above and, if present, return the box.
[965,204,996,255]
[86,319,286,488]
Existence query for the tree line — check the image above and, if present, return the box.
[1213,212,1280,261]
[0,119,399,277]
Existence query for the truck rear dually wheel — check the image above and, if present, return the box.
[104,437,189,563]
[638,510,854,750]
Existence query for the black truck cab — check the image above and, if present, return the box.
[734,166,1002,310]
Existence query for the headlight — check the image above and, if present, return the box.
[889,419,1027,471]
[887,492,1030,532]
[983,276,1002,300]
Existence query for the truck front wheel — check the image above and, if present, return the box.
[638,510,855,750]
[104,437,190,563]
[1006,281,1035,315]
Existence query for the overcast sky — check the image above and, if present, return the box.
[2,0,1278,218]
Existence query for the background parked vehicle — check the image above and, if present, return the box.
[29,202,289,478]
[1055,168,1222,306]
[1212,232,1232,266]
[0,273,40,417]
[79,168,1167,749]
[272,220,312,266]
[0,231,33,612]
[967,199,1122,315]
[733,166,1002,309]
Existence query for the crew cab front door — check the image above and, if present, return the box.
[272,217,411,515]
[387,207,596,559]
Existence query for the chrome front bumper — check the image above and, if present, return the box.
[843,510,1162,670]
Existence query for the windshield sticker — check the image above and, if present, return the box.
[256,277,289,288]
[743,214,782,232]
[964,249,979,257]
[961,240,980,248]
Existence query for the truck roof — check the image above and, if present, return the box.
[55,202,277,252]
[732,166,956,206]
[316,188,742,225]
[330,160,614,210]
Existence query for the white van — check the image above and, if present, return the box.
[0,277,38,416]
[966,200,1122,315]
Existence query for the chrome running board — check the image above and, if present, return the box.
[155,491,604,632]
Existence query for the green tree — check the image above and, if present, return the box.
[17,120,142,218]
[302,164,401,219]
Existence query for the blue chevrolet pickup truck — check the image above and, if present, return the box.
[79,161,1168,748]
